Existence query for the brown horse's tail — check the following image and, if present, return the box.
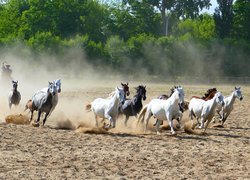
[24,99,32,112]
[137,105,148,125]
[85,103,92,112]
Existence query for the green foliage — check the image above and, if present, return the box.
[177,14,215,41]
[232,0,250,41]
[27,31,62,54]
[213,0,234,39]
[0,0,249,78]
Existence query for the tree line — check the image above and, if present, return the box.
[0,0,249,79]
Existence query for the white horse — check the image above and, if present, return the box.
[8,80,21,109]
[216,87,243,126]
[189,92,225,131]
[31,82,58,126]
[138,86,185,135]
[86,87,126,129]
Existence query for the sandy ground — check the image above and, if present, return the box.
[0,83,249,179]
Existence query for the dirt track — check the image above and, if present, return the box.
[0,84,249,179]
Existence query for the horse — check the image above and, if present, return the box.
[188,92,225,131]
[109,82,130,98]
[25,79,61,114]
[191,88,217,100]
[138,86,185,135]
[8,80,21,109]
[153,86,189,126]
[119,85,146,126]
[30,82,58,127]
[216,87,243,126]
[86,87,126,129]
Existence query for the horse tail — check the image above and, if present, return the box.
[137,105,147,125]
[24,99,32,112]
[85,103,92,112]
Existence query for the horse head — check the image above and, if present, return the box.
[234,87,243,101]
[174,86,185,106]
[48,81,58,96]
[215,92,225,106]
[54,79,61,93]
[12,80,18,90]
[121,82,130,97]
[117,87,126,104]
[136,85,147,101]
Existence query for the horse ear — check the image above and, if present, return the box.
[121,82,124,86]
[235,86,237,90]
[127,82,128,85]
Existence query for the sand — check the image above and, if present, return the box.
[0,83,249,179]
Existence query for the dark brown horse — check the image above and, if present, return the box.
[121,82,130,97]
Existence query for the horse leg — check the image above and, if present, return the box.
[30,110,34,121]
[217,109,222,122]
[199,116,205,129]
[36,111,41,123]
[104,113,113,128]
[42,113,49,126]
[166,113,175,135]
[204,117,213,131]
[124,115,129,126]
[156,119,161,135]
[144,111,152,133]
[221,112,230,126]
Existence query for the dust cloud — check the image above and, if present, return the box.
[0,40,246,130]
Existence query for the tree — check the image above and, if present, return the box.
[214,0,234,39]
[128,0,211,36]
[232,0,250,41]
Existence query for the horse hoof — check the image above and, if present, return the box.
[171,131,177,135]
[156,131,161,135]
[32,122,39,127]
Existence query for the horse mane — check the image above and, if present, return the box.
[158,86,176,100]
[201,88,217,100]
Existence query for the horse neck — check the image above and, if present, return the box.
[208,95,219,110]
[227,91,236,105]
[169,92,180,106]
[45,92,53,103]
[12,86,17,92]
[134,92,143,104]
[111,90,121,106]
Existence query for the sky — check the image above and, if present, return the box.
[202,0,218,14]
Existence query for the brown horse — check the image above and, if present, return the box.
[121,82,130,97]
[191,88,217,101]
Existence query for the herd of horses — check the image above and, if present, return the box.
[6,79,243,135]
[85,83,243,135]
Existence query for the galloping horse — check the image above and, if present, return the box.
[189,92,224,131]
[119,85,146,126]
[30,82,58,127]
[86,87,126,129]
[138,86,185,135]
[8,80,21,109]
[216,87,243,126]
[25,79,61,114]
[153,86,188,126]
